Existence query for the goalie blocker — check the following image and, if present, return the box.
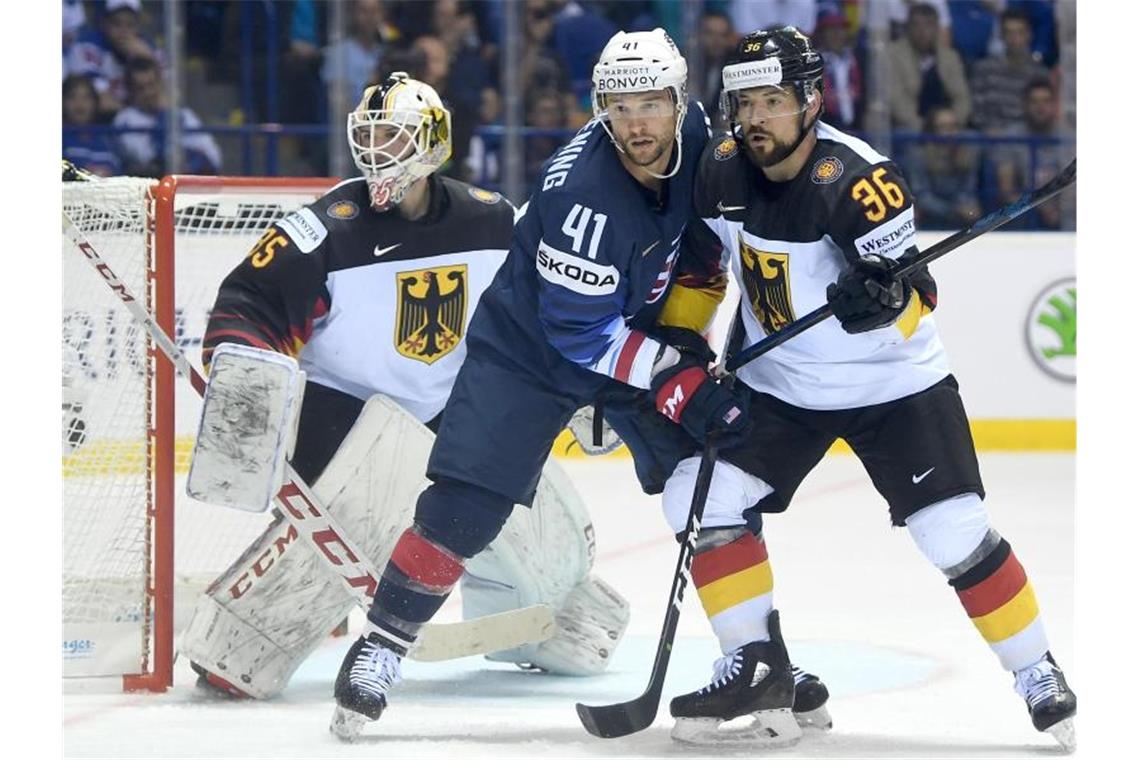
[183,355,629,698]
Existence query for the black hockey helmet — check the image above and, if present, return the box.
[719,26,824,124]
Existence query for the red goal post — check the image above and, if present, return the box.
[63,175,337,692]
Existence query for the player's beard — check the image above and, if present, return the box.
[743,125,800,168]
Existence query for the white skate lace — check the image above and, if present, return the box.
[792,665,811,685]
[1015,658,1060,709]
[350,639,403,700]
[699,651,744,694]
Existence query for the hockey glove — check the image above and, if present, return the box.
[826,254,913,334]
[649,352,749,446]
[652,326,717,365]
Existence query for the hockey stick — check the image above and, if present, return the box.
[725,158,1076,372]
[62,207,554,660]
[576,159,1077,738]
[576,317,744,738]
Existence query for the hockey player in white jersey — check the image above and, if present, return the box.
[662,28,1076,748]
[180,73,630,701]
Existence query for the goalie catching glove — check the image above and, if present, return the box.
[826,254,913,334]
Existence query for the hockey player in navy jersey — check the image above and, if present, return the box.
[660,28,1076,749]
[328,29,819,740]
[183,74,631,701]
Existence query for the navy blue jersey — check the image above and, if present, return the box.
[467,101,714,401]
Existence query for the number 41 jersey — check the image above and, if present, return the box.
[696,121,951,410]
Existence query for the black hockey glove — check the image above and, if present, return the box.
[826,254,913,334]
[650,353,750,446]
[652,326,717,365]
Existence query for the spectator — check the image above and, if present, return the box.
[549,0,618,111]
[524,88,569,183]
[995,1,1059,68]
[887,0,951,43]
[970,8,1051,134]
[694,10,736,128]
[112,58,222,177]
[729,0,817,37]
[904,105,982,229]
[63,75,122,177]
[66,0,160,117]
[432,1,495,126]
[992,78,1074,229]
[948,0,1003,68]
[815,10,863,131]
[887,2,970,131]
[63,0,86,60]
[322,0,391,114]
[519,1,582,126]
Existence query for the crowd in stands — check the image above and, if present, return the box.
[62,0,1075,229]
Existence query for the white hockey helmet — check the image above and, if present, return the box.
[347,72,452,211]
[591,28,688,179]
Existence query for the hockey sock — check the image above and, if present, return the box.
[691,527,774,654]
[364,526,465,652]
[949,532,1048,671]
[906,495,1048,672]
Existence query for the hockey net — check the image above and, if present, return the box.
[63,175,336,691]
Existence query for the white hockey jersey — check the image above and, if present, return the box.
[204,175,514,422]
[694,122,950,410]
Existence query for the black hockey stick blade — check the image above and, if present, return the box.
[576,441,722,738]
[725,158,1076,373]
[576,691,662,739]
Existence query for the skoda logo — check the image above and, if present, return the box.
[1025,278,1075,382]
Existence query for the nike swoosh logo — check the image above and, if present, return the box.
[374,243,401,257]
[912,467,936,484]
[717,201,746,214]
[640,241,660,257]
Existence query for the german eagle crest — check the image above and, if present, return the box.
[395,264,467,363]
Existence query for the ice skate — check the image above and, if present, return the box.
[1014,652,1076,752]
[669,610,802,746]
[792,665,832,731]
[329,633,404,742]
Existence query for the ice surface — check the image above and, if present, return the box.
[64,453,1075,757]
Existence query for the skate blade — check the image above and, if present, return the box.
[329,705,371,742]
[1046,717,1075,753]
[671,708,803,747]
[795,705,833,732]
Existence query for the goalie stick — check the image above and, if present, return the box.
[576,158,1077,739]
[62,205,554,663]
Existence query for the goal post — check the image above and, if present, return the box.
[63,174,336,692]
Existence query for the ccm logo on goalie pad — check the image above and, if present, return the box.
[537,241,619,295]
[226,524,300,599]
[277,207,328,253]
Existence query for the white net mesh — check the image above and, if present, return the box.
[63,177,331,681]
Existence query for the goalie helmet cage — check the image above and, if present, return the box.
[63,175,336,692]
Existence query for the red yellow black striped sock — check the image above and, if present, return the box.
[691,530,774,654]
[948,533,1048,671]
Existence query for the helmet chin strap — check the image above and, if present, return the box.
[598,102,686,180]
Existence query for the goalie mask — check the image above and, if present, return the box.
[591,28,688,179]
[348,72,452,211]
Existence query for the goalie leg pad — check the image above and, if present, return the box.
[180,394,436,698]
[187,343,305,513]
[461,458,630,675]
